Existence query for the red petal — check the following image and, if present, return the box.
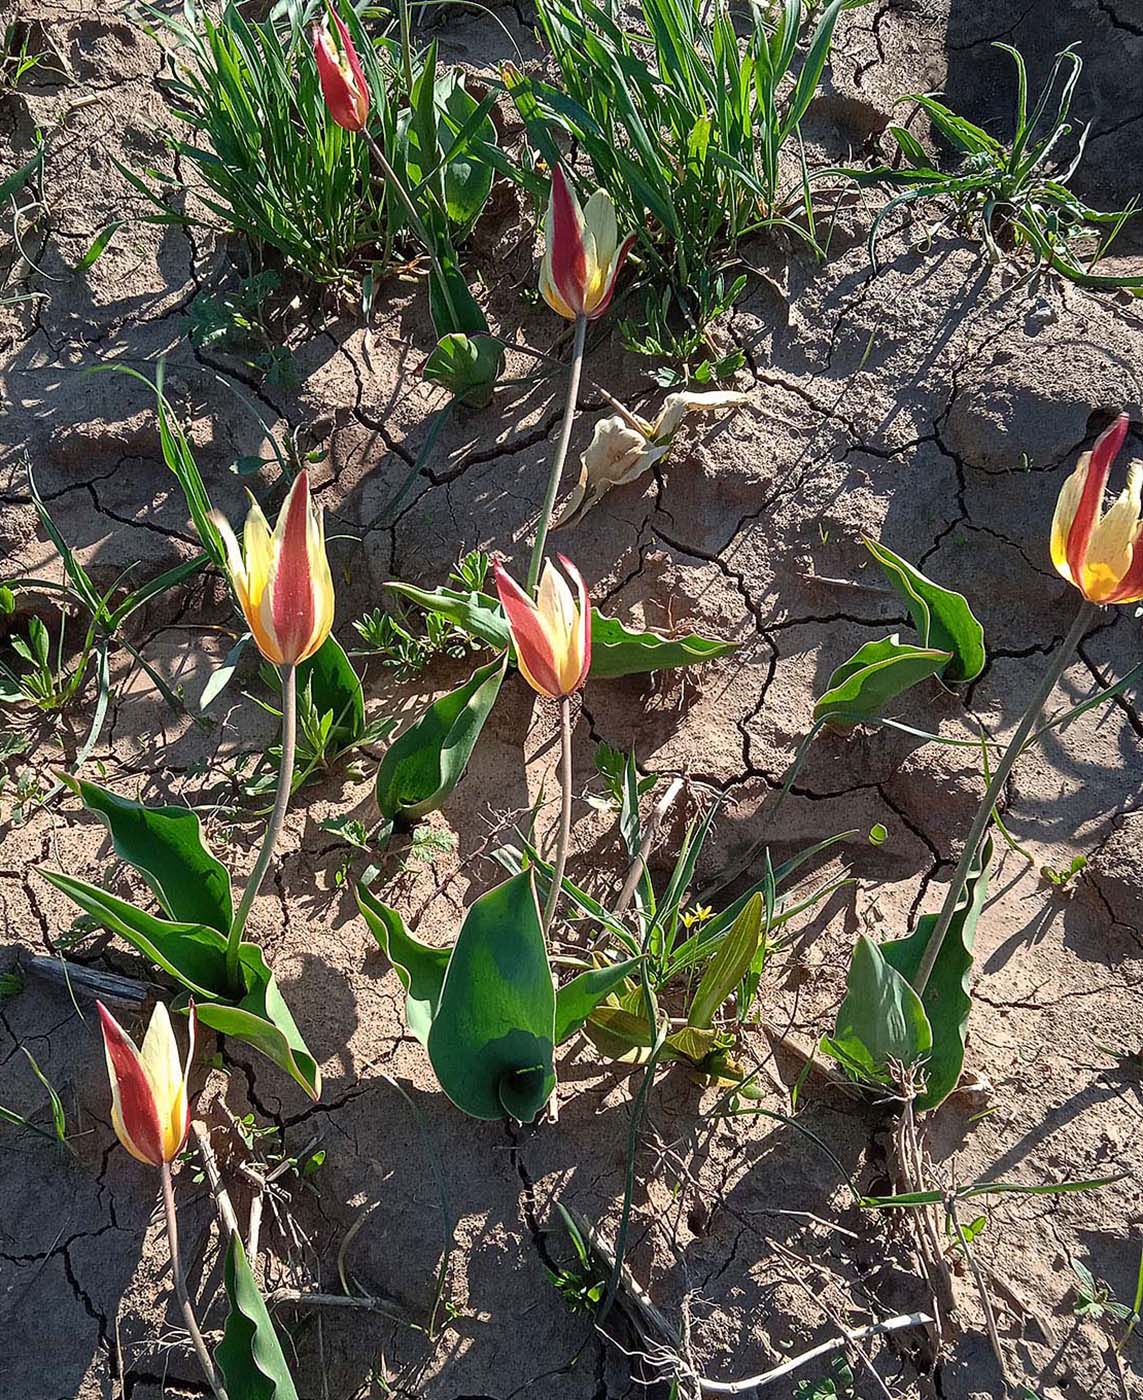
[493,560,563,697]
[97,1002,164,1167]
[314,15,369,132]
[548,165,587,317]
[1066,414,1129,587]
[556,553,591,690]
[271,472,317,665]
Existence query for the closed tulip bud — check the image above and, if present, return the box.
[98,1001,195,1167]
[539,164,635,322]
[211,470,335,667]
[494,555,592,698]
[1052,412,1143,604]
[314,10,370,133]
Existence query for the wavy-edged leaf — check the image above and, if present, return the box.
[589,613,736,678]
[384,581,509,649]
[297,634,365,748]
[216,1232,300,1400]
[39,870,228,997]
[376,653,507,820]
[64,777,232,934]
[356,882,450,1046]
[584,1003,653,1064]
[865,539,985,683]
[880,836,992,1109]
[555,959,641,1044]
[822,934,932,1086]
[815,636,951,722]
[195,944,321,1101]
[427,872,555,1121]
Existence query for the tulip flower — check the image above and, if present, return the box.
[494,555,591,700]
[211,470,335,668]
[1051,412,1143,604]
[539,164,635,323]
[313,10,369,133]
[97,1000,195,1168]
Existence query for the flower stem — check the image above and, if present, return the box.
[160,1161,228,1400]
[361,130,461,332]
[911,598,1096,997]
[226,664,297,994]
[542,696,573,938]
[527,313,587,595]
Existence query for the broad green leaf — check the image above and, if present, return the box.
[423,333,504,408]
[429,249,489,340]
[865,539,986,683]
[589,613,736,678]
[356,882,450,1046]
[296,634,365,748]
[880,837,992,1109]
[376,654,507,820]
[687,893,763,1029]
[384,582,509,649]
[822,934,933,1086]
[584,1004,654,1064]
[40,870,228,997]
[814,636,951,722]
[427,872,555,1121]
[216,1233,300,1400]
[554,959,642,1044]
[664,1023,719,1065]
[437,73,497,230]
[194,944,321,1100]
[64,777,232,934]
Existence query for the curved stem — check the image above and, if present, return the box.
[912,598,1096,997]
[161,1162,228,1400]
[542,696,573,938]
[527,313,587,594]
[226,664,297,993]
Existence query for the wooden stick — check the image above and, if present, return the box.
[26,956,150,1005]
[191,1120,241,1239]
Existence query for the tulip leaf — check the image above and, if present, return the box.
[376,653,508,821]
[865,539,986,683]
[384,582,510,649]
[194,944,321,1101]
[296,634,365,748]
[429,249,489,340]
[427,872,555,1121]
[424,333,504,409]
[217,1232,300,1400]
[880,836,992,1109]
[687,893,764,1030]
[814,636,951,723]
[588,614,737,678]
[355,882,450,1046]
[62,777,232,934]
[584,1004,654,1064]
[554,959,642,1044]
[437,73,497,231]
[822,934,933,1086]
[39,870,228,998]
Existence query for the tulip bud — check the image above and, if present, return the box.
[211,470,335,667]
[313,10,370,133]
[539,165,635,322]
[1051,412,1143,604]
[98,1001,195,1168]
[493,555,591,698]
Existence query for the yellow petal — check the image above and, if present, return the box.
[139,1003,185,1159]
[582,190,617,310]
[242,494,274,608]
[1081,462,1142,600]
[1050,456,1087,582]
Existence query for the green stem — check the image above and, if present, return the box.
[161,1162,228,1400]
[397,0,414,95]
[527,313,587,594]
[225,664,297,993]
[361,130,460,332]
[912,598,1096,997]
[542,695,573,938]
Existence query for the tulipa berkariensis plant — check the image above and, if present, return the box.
[824,412,1143,1110]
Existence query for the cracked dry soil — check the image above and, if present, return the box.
[2,1,1143,1397]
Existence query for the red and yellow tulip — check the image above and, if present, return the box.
[1052,412,1143,604]
[211,471,335,667]
[493,555,591,698]
[539,165,635,322]
[97,1001,195,1168]
[313,10,370,133]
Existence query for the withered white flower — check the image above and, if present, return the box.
[555,391,746,528]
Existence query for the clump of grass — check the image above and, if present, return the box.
[851,44,1143,292]
[506,0,863,360]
